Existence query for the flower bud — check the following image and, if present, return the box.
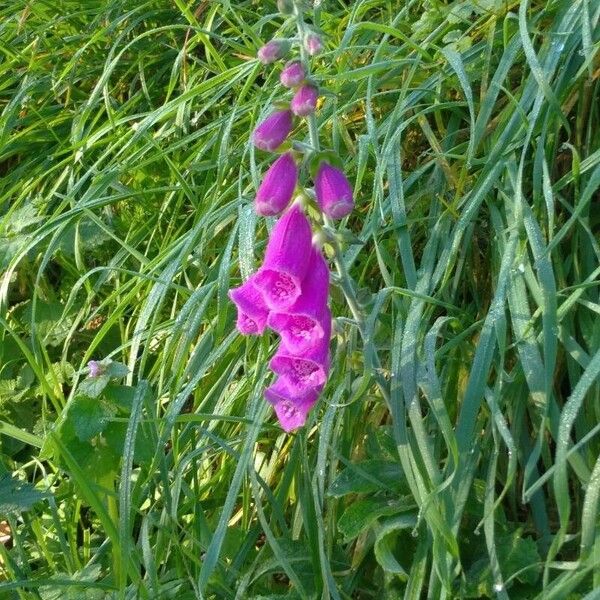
[304,33,323,56]
[256,153,298,216]
[276,0,295,14]
[314,162,354,219]
[253,204,313,310]
[88,360,104,377]
[280,61,306,88]
[252,110,294,152]
[257,40,289,64]
[291,85,319,117]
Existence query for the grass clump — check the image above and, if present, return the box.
[0,0,599,598]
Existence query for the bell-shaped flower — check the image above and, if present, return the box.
[269,308,331,392]
[291,85,318,117]
[304,33,323,56]
[280,61,306,88]
[257,40,289,64]
[265,377,321,432]
[253,204,313,310]
[255,153,298,216]
[253,110,294,152]
[228,273,270,335]
[314,162,354,219]
[268,245,329,352]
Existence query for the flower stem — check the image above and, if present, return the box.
[292,3,391,402]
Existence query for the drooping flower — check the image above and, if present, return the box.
[268,245,329,352]
[291,85,319,117]
[265,377,321,432]
[269,308,331,392]
[257,40,289,64]
[314,162,354,219]
[228,273,270,335]
[253,110,294,152]
[255,153,298,216]
[280,61,306,88]
[253,203,313,310]
[304,33,323,56]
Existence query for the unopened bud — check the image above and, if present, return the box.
[277,0,295,14]
[257,40,290,64]
[304,33,323,56]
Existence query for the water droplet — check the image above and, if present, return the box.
[493,582,504,593]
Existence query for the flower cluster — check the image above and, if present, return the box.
[229,5,355,432]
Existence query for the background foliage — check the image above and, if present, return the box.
[1,0,599,597]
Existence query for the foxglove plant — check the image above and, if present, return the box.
[228,0,362,432]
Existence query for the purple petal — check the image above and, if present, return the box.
[265,378,321,432]
[280,61,306,88]
[314,162,354,219]
[253,204,313,310]
[291,85,318,117]
[252,110,294,152]
[228,274,270,335]
[269,309,331,393]
[255,153,298,216]
[268,245,329,352]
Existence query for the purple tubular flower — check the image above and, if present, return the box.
[257,40,288,64]
[314,162,354,219]
[252,110,294,152]
[305,33,323,56]
[280,61,306,88]
[268,245,329,352]
[291,85,319,117]
[228,274,270,335]
[265,378,321,432]
[255,153,298,216]
[269,308,331,392]
[253,204,313,310]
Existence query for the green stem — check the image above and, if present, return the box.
[292,3,391,401]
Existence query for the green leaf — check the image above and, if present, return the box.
[373,514,417,577]
[0,473,46,514]
[78,375,110,399]
[68,395,116,442]
[338,496,414,540]
[328,460,406,497]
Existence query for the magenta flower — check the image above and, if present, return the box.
[280,61,306,88]
[291,85,319,117]
[265,378,321,432]
[314,162,354,219]
[257,40,288,64]
[228,273,270,335]
[255,153,298,216]
[268,246,329,352]
[304,33,323,56]
[253,204,313,310]
[253,110,294,152]
[269,308,331,392]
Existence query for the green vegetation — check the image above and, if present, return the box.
[1,0,599,597]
